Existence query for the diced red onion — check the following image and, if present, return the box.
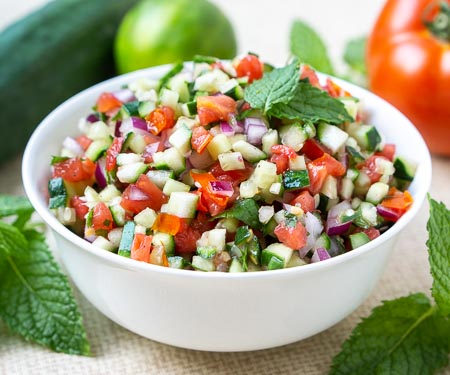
[326,200,352,236]
[84,226,97,243]
[229,114,244,133]
[220,121,235,136]
[114,120,122,137]
[120,117,149,136]
[127,185,149,201]
[376,204,401,221]
[95,159,107,189]
[299,212,324,258]
[337,147,349,169]
[244,117,266,131]
[86,114,99,123]
[209,181,234,197]
[142,141,162,162]
[246,123,268,145]
[113,89,136,103]
[189,150,214,169]
[62,136,84,157]
[311,248,331,263]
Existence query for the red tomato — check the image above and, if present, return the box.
[306,163,328,195]
[300,65,321,88]
[131,233,152,263]
[271,144,297,159]
[146,106,175,135]
[290,191,315,213]
[196,95,237,126]
[96,93,122,113]
[191,126,213,154]
[235,54,264,83]
[135,174,166,209]
[152,213,182,235]
[301,139,330,161]
[121,175,166,214]
[92,202,113,233]
[367,0,450,155]
[380,187,413,215]
[53,158,96,183]
[270,153,289,174]
[209,161,253,183]
[75,135,92,151]
[312,153,346,177]
[323,78,351,98]
[70,196,89,220]
[105,137,124,172]
[274,221,307,250]
[358,155,390,183]
[174,213,216,253]
[375,143,396,161]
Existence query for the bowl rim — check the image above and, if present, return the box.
[22,63,432,280]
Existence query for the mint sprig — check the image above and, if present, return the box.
[0,195,90,356]
[330,196,450,374]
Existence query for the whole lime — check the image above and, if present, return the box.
[114,0,237,74]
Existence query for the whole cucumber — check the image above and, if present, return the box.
[0,0,138,163]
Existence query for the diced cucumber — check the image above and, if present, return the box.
[341,97,359,119]
[239,179,258,198]
[317,123,348,154]
[313,233,331,251]
[162,178,191,196]
[159,88,179,110]
[166,192,199,218]
[279,123,307,151]
[283,170,310,191]
[339,177,354,200]
[374,157,395,176]
[349,232,370,249]
[168,256,187,269]
[181,101,198,117]
[207,134,232,160]
[393,156,417,182]
[174,116,197,130]
[128,133,147,154]
[116,152,142,166]
[289,155,306,171]
[98,184,121,202]
[196,246,217,259]
[320,175,338,199]
[84,186,100,205]
[287,251,307,268]
[120,101,140,118]
[134,207,157,228]
[109,201,126,226]
[53,207,76,225]
[108,228,123,249]
[366,182,389,205]
[354,171,371,196]
[346,146,365,164]
[154,147,186,175]
[229,257,244,272]
[218,152,245,171]
[269,182,282,195]
[85,138,112,161]
[167,73,190,103]
[360,201,378,227]
[138,101,156,117]
[232,140,267,163]
[261,129,279,155]
[168,124,192,155]
[146,169,174,189]
[194,69,229,92]
[118,221,135,258]
[151,151,169,170]
[202,228,226,252]
[48,177,67,209]
[261,243,293,270]
[346,167,360,181]
[252,160,278,190]
[192,256,215,271]
[116,162,148,183]
[92,236,116,252]
[86,121,112,140]
[152,232,175,256]
[349,124,381,152]
[221,79,244,100]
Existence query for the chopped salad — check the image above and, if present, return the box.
[47,54,417,272]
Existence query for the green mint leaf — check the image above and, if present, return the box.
[215,199,262,230]
[290,20,334,75]
[0,221,28,258]
[0,195,34,219]
[343,36,367,75]
[244,60,299,114]
[269,80,353,124]
[330,293,450,375]
[427,196,450,315]
[0,229,91,356]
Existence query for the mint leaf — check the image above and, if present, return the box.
[215,199,262,230]
[343,36,367,75]
[0,195,34,219]
[0,221,28,258]
[290,20,334,75]
[0,229,90,356]
[244,60,299,114]
[427,196,450,316]
[330,293,450,375]
[269,81,353,124]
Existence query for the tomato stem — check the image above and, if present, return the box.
[423,1,450,42]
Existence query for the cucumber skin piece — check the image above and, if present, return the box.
[0,0,138,164]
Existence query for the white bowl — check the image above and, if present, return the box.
[22,65,431,352]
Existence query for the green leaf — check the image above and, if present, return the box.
[290,20,334,75]
[427,196,450,315]
[0,229,90,356]
[343,37,367,75]
[269,80,353,124]
[159,61,184,88]
[330,293,450,375]
[0,221,28,258]
[244,60,299,114]
[215,199,262,230]
[0,195,34,219]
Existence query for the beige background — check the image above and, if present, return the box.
[1,1,450,374]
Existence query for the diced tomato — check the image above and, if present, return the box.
[301,139,330,160]
[191,126,213,154]
[209,161,253,183]
[96,92,122,113]
[174,213,216,253]
[131,233,152,263]
[197,95,237,126]
[290,191,315,213]
[312,153,346,177]
[363,227,380,241]
[375,143,396,161]
[190,171,229,215]
[135,174,166,210]
[306,163,328,195]
[323,77,351,98]
[70,196,89,220]
[380,187,413,216]
[75,135,93,151]
[271,144,297,159]
[146,106,175,135]
[235,54,264,83]
[121,175,166,214]
[270,153,289,174]
[300,65,321,88]
[152,213,182,235]
[52,157,96,182]
[274,221,307,250]
[92,202,113,234]
[105,137,124,172]
[358,155,389,183]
